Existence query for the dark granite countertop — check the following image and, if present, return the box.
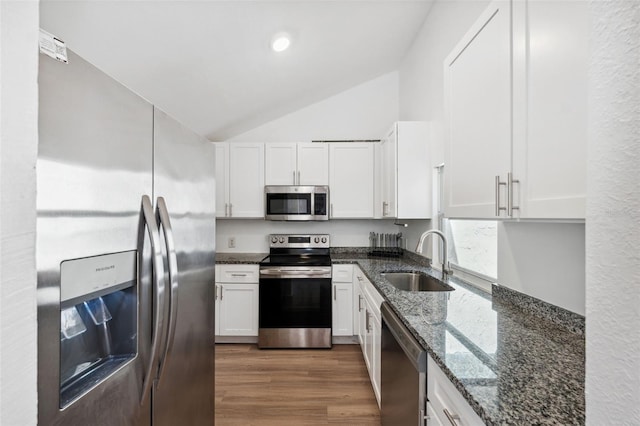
[335,253,585,426]
[215,249,585,424]
[216,252,267,264]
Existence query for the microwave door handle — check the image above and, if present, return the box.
[139,195,166,404]
[155,197,179,387]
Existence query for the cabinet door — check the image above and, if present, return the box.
[265,143,297,185]
[214,143,229,218]
[444,0,512,218]
[512,0,587,219]
[381,126,397,218]
[363,305,373,373]
[228,143,264,218]
[329,143,375,218]
[298,143,329,185]
[396,121,431,219]
[354,273,367,349]
[214,285,221,336]
[218,283,259,336]
[426,401,444,426]
[332,283,353,336]
[371,311,381,406]
[427,355,484,425]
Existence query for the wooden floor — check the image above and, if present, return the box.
[215,344,381,425]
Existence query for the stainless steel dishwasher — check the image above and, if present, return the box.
[381,302,427,426]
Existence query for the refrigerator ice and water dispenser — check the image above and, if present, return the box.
[59,251,138,408]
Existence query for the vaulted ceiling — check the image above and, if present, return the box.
[40,1,434,140]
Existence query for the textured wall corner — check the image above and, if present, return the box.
[586,1,640,425]
[0,1,39,425]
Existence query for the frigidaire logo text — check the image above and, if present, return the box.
[96,265,115,272]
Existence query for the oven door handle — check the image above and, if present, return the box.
[259,268,332,279]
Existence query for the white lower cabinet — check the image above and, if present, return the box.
[332,283,353,336]
[427,355,484,426]
[215,265,259,338]
[354,266,383,407]
[332,265,354,336]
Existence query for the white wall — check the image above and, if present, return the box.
[498,222,585,315]
[217,219,403,253]
[586,1,640,424]
[0,1,39,424]
[226,71,399,143]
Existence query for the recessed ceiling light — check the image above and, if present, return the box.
[271,33,291,52]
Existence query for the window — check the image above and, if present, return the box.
[433,166,497,290]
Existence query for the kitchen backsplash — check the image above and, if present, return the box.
[216,219,429,252]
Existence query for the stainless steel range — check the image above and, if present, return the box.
[259,234,332,348]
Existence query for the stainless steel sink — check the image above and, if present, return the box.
[381,272,454,292]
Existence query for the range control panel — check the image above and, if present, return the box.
[268,234,330,249]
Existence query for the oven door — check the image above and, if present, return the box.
[258,267,332,348]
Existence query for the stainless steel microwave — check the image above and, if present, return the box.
[264,185,329,221]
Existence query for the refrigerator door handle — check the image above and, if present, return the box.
[155,197,179,386]
[140,195,167,404]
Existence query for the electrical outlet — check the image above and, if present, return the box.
[228,237,236,248]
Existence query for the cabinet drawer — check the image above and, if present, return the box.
[215,264,259,283]
[332,264,354,283]
[427,356,484,426]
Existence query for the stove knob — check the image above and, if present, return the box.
[314,237,320,243]
[321,237,327,244]
[279,237,285,243]
[271,236,278,244]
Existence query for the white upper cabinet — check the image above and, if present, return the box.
[380,122,432,219]
[214,142,229,218]
[264,143,297,185]
[329,143,375,218]
[215,142,264,218]
[444,0,587,220]
[265,142,329,186]
[297,143,329,185]
[512,0,587,219]
[380,127,397,218]
[444,0,512,219]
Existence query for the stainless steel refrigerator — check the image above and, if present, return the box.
[37,48,215,425]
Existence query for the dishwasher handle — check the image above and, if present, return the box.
[381,302,426,372]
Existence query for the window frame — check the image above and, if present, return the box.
[434,165,495,294]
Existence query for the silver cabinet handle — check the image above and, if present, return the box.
[220,285,223,301]
[297,170,301,185]
[358,294,363,312]
[333,285,337,301]
[229,203,233,217]
[215,285,218,300]
[365,310,370,332]
[293,170,296,185]
[224,203,228,217]
[443,408,460,425]
[330,203,334,218]
[495,175,507,217]
[139,195,166,404]
[155,197,179,387]
[230,273,247,277]
[508,172,520,217]
[382,201,388,217]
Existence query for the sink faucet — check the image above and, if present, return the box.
[415,229,453,280]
